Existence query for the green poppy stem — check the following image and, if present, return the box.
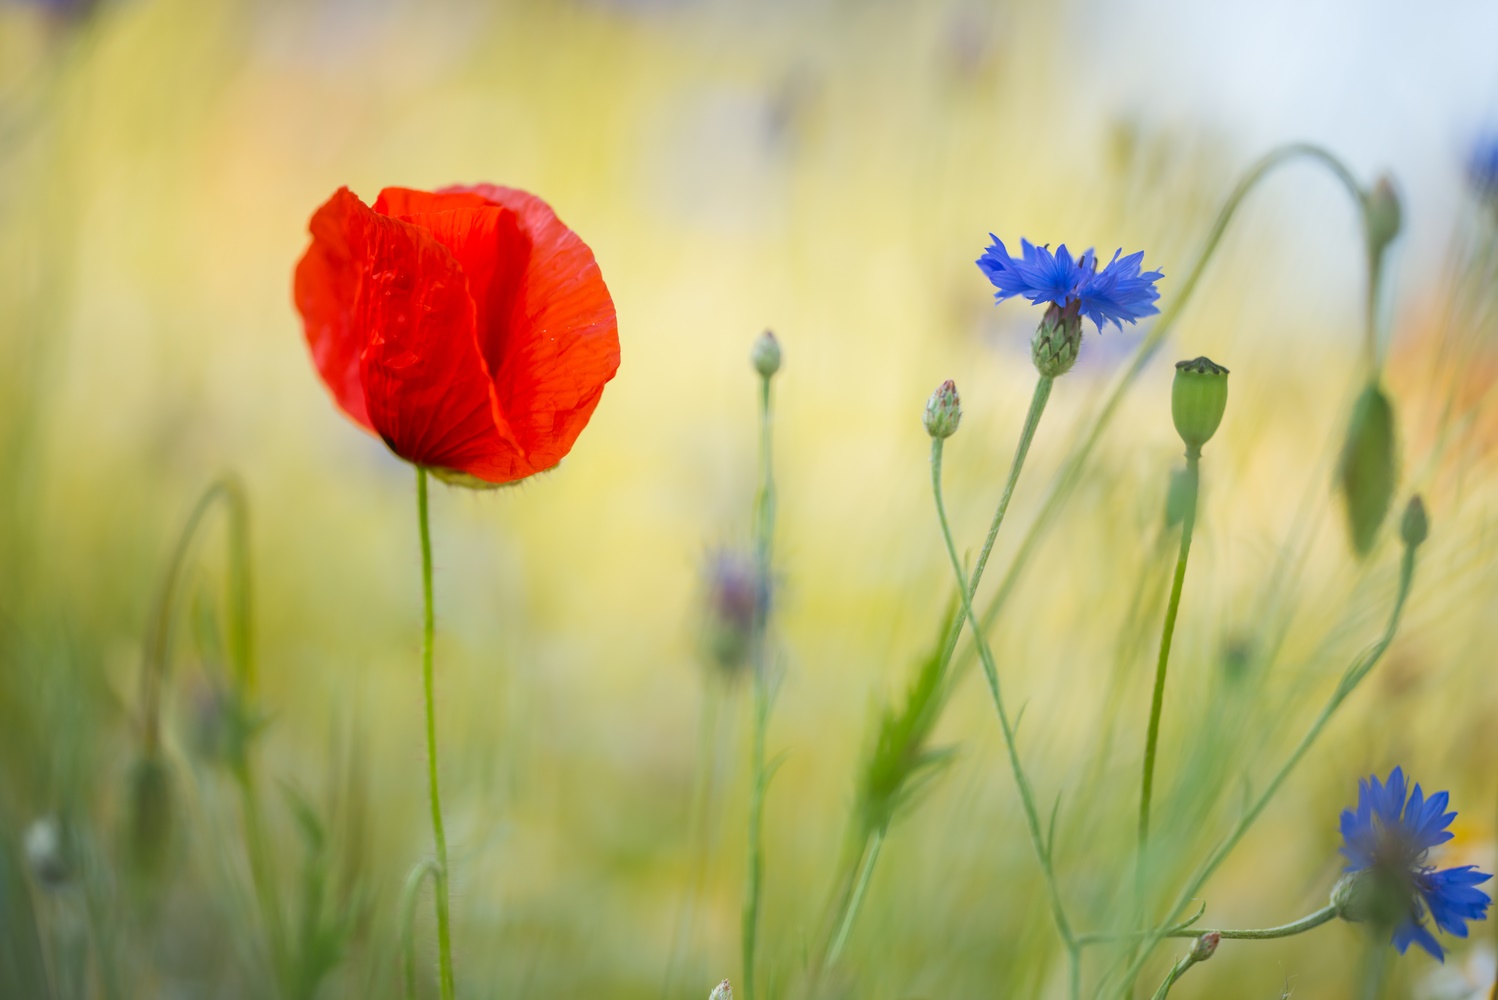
[415,467,456,1000]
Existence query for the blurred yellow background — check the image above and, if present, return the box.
[2,1,1497,997]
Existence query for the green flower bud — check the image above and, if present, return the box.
[1031,300,1083,378]
[24,816,72,890]
[1171,357,1230,454]
[923,379,962,439]
[122,754,175,885]
[1337,382,1398,558]
[709,980,733,1000]
[1190,931,1220,963]
[750,330,781,379]
[1364,175,1402,256]
[1400,494,1428,549]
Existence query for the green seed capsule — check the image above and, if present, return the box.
[1171,357,1229,454]
[1338,382,1398,558]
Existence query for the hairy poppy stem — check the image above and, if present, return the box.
[1138,450,1200,869]
[416,467,456,1000]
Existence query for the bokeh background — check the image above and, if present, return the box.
[2,0,1497,997]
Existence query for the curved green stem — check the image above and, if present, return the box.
[1138,452,1200,858]
[974,144,1367,650]
[742,372,778,1000]
[1114,542,1420,996]
[416,468,456,1000]
[399,858,442,1000]
[1148,949,1201,1000]
[819,375,1053,969]
[1080,905,1337,945]
[931,437,1079,997]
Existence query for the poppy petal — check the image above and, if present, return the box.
[294,187,378,431]
[298,190,520,472]
[444,184,620,472]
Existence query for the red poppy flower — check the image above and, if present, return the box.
[294,184,620,487]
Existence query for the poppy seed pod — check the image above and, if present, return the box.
[1338,382,1398,558]
[750,331,782,379]
[1171,357,1229,454]
[924,380,962,439]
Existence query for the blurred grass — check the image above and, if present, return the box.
[2,1,1498,997]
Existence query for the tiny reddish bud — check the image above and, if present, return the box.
[924,380,962,439]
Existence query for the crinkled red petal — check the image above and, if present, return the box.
[293,187,377,432]
[439,184,620,472]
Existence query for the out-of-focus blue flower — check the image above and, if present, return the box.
[1467,134,1498,201]
[976,237,1162,332]
[1339,767,1492,960]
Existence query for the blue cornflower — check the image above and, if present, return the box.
[1467,134,1498,201]
[1336,766,1491,960]
[975,237,1162,333]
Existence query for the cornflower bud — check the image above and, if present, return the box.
[1400,494,1428,549]
[701,550,763,675]
[122,755,175,884]
[1171,357,1229,455]
[1190,931,1221,963]
[750,331,782,379]
[24,816,71,890]
[1364,175,1402,255]
[923,380,962,439]
[1031,300,1084,378]
[709,980,733,1000]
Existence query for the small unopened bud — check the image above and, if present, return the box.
[1400,495,1428,549]
[750,331,781,379]
[923,380,962,439]
[1031,300,1084,378]
[1364,175,1402,255]
[1190,931,1220,963]
[1338,382,1398,558]
[709,979,733,1000]
[1171,357,1229,454]
[24,816,71,890]
[122,755,174,884]
[701,550,763,675]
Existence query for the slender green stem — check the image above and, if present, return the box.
[400,859,442,1000]
[826,827,884,966]
[1080,905,1336,945]
[742,373,777,1000]
[974,144,1368,650]
[415,468,456,1000]
[1138,452,1200,855]
[931,437,1079,996]
[1114,543,1419,996]
[234,765,287,984]
[1148,950,1200,1000]
[819,375,1053,969]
